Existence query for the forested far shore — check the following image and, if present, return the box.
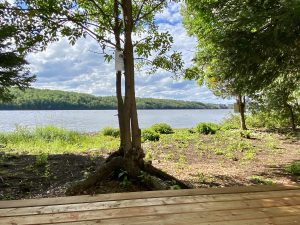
[0,88,229,110]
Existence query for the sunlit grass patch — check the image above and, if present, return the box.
[101,127,120,138]
[207,130,256,160]
[160,129,198,142]
[0,126,119,155]
[249,175,274,185]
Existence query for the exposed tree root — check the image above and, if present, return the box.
[66,156,124,195]
[147,175,169,190]
[105,148,124,163]
[143,163,190,189]
[66,153,189,195]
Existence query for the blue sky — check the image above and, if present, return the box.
[25,2,232,104]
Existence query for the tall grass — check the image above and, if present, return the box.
[0,126,82,144]
[0,126,119,154]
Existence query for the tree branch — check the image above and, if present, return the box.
[87,0,114,30]
[63,14,117,48]
[134,0,165,24]
[133,0,147,25]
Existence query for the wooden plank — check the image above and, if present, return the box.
[1,184,299,209]
[15,206,300,225]
[59,215,300,225]
[268,216,300,225]
[1,190,300,217]
[1,198,299,224]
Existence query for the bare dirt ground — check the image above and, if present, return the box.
[0,129,299,200]
[151,133,300,188]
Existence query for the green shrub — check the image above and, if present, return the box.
[285,161,300,175]
[188,128,196,134]
[142,129,160,141]
[150,123,173,134]
[240,130,251,139]
[101,127,120,138]
[196,122,218,135]
[246,112,291,129]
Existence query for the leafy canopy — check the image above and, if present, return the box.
[182,0,300,95]
[0,6,36,101]
[4,0,183,75]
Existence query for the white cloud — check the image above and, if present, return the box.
[155,2,182,24]
[6,0,15,4]
[26,3,233,104]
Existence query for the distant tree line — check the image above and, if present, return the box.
[0,88,228,110]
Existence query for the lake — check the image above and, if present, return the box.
[0,109,233,132]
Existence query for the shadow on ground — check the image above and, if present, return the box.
[1,150,299,200]
[254,160,300,184]
[0,152,106,200]
[189,173,246,188]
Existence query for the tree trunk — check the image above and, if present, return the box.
[122,0,144,177]
[66,0,189,195]
[116,71,125,149]
[286,104,296,131]
[237,94,247,130]
[114,0,125,151]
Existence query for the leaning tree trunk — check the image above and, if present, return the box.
[237,94,247,130]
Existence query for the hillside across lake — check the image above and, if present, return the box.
[0,88,229,110]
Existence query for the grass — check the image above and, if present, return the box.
[101,127,120,138]
[0,126,119,155]
[144,127,285,165]
[0,125,284,164]
[1,124,298,200]
[35,152,48,166]
[196,172,216,184]
[207,130,257,160]
[264,134,280,151]
[249,175,274,185]
[285,161,300,175]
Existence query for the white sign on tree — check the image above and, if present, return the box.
[115,50,124,72]
[234,103,240,113]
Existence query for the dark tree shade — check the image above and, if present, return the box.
[0,25,36,102]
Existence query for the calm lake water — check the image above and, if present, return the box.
[0,109,232,132]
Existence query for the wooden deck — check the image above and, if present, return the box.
[0,185,299,225]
